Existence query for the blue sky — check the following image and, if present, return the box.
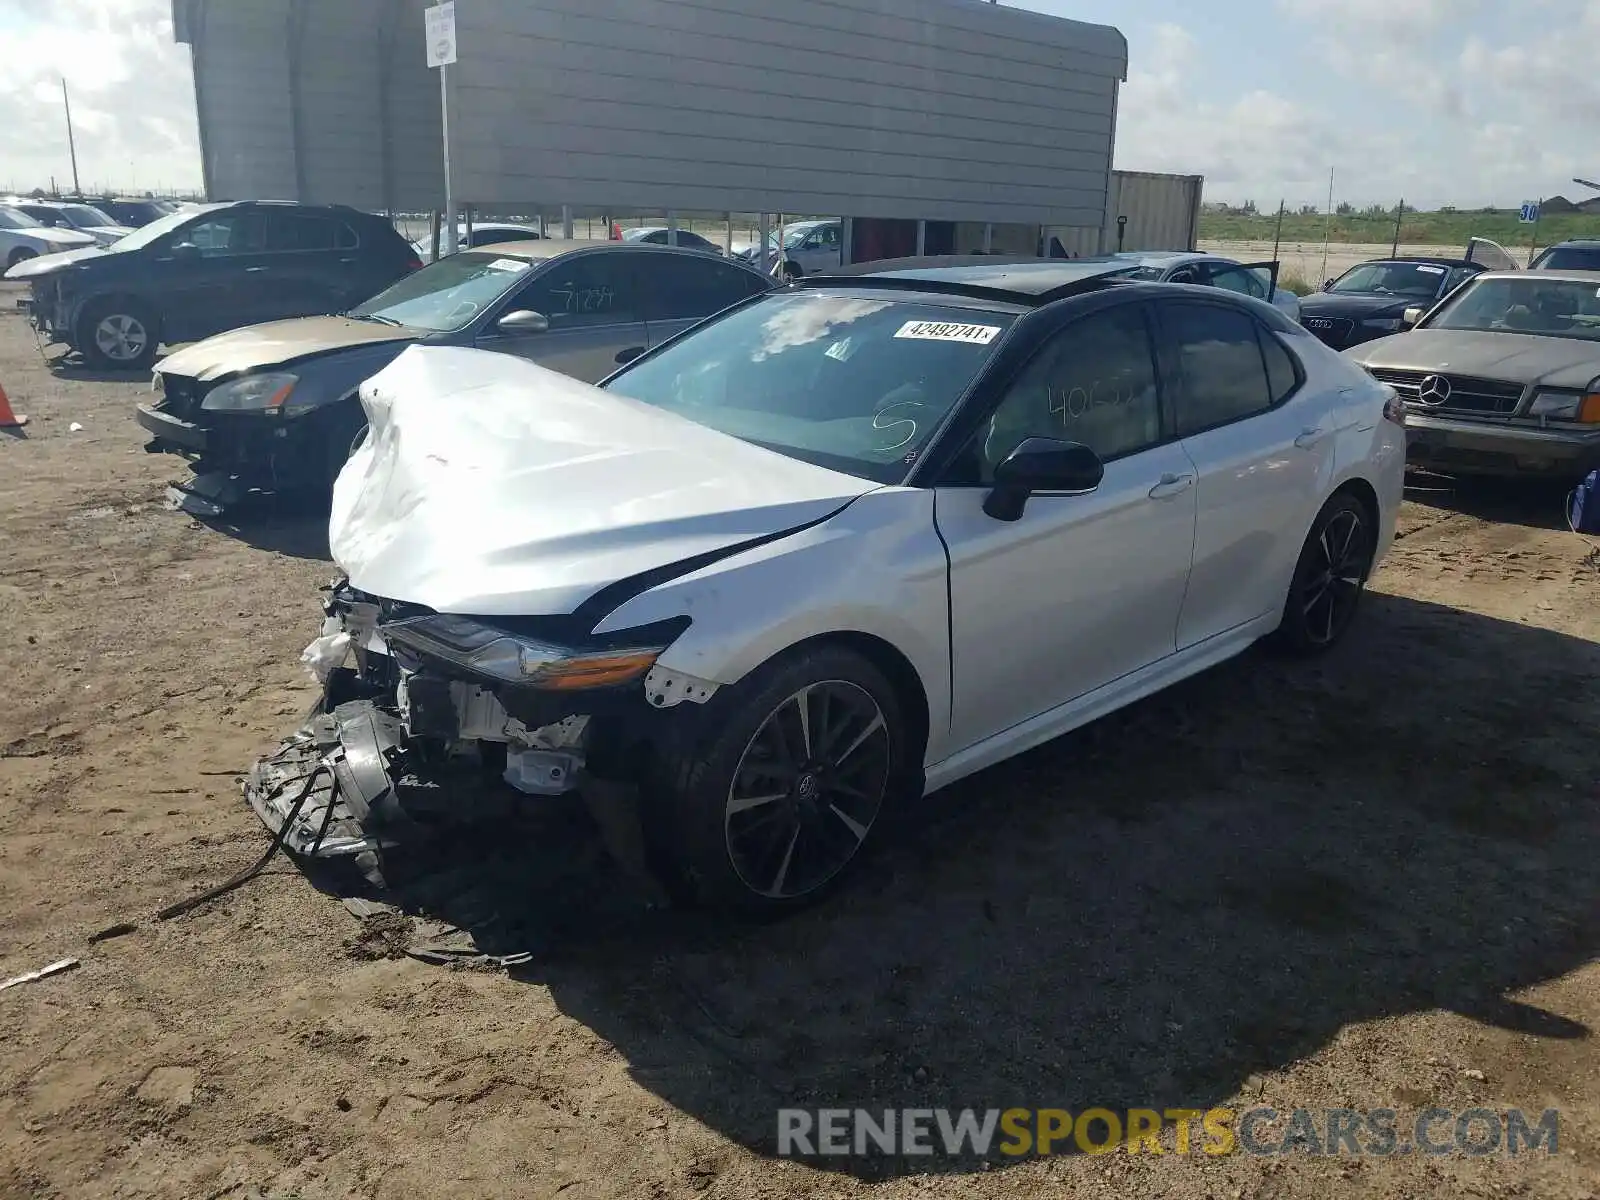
[2,0,1597,210]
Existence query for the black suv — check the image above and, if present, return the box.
[1530,240,1600,271]
[7,200,420,369]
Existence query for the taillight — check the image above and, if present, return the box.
[1382,387,1406,426]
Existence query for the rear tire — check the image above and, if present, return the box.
[1271,492,1376,655]
[647,645,912,913]
[77,298,158,371]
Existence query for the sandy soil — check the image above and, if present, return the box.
[1,290,1598,1200]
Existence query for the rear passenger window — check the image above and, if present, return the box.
[1259,326,1299,403]
[1166,303,1272,434]
[268,213,337,252]
[636,254,768,322]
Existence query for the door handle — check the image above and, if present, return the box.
[244,266,268,273]
[1294,427,1328,449]
[615,345,645,365]
[1147,472,1195,499]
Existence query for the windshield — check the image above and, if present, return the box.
[1532,247,1600,272]
[349,251,535,331]
[1328,261,1448,298]
[1426,277,1600,341]
[0,207,41,229]
[602,290,1015,482]
[782,225,826,248]
[110,207,206,252]
[56,204,116,227]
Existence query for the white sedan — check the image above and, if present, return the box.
[251,261,1405,910]
[0,205,97,269]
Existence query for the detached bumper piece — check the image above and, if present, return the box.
[246,700,437,886]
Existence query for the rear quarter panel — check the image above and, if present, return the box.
[1295,331,1405,565]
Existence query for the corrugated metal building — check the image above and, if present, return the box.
[171,0,1198,251]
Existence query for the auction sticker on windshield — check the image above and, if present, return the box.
[1415,265,1445,274]
[486,258,530,273]
[895,320,1002,345]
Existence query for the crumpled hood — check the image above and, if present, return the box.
[156,316,420,381]
[329,346,878,617]
[1347,329,1600,389]
[3,244,103,279]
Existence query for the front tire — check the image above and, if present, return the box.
[650,645,911,912]
[6,247,36,270]
[1272,492,1376,654]
[78,299,159,370]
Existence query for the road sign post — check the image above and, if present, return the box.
[426,3,458,256]
[1520,200,1542,266]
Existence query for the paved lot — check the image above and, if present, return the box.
[1,288,1598,1199]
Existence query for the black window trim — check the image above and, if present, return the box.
[1152,296,1303,441]
[928,293,1175,488]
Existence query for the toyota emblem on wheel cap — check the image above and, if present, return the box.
[1419,375,1452,406]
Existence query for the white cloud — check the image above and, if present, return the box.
[0,0,201,195]
[1114,5,1600,210]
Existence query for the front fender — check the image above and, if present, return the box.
[592,488,956,764]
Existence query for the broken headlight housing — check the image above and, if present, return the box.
[201,372,310,415]
[381,613,685,691]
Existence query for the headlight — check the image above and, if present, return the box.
[1361,317,1404,332]
[1529,388,1600,423]
[382,614,684,690]
[200,372,301,413]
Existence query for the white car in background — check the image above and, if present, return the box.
[733,219,843,279]
[411,222,544,262]
[0,205,97,269]
[3,199,132,248]
[248,259,1404,912]
[1111,251,1303,323]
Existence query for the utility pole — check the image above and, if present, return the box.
[1319,167,1335,284]
[1391,199,1404,257]
[62,79,81,195]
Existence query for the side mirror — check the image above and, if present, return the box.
[1401,306,1425,330]
[496,309,549,335]
[169,241,201,260]
[983,437,1104,522]
[1322,278,1334,292]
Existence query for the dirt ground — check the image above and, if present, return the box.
[2,287,1599,1200]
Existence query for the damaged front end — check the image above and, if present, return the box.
[246,580,719,880]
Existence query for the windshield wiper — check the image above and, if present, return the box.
[347,312,403,326]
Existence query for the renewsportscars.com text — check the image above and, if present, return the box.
[777,1106,1560,1158]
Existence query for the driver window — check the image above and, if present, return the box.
[183,212,266,256]
[518,257,638,328]
[974,305,1160,482]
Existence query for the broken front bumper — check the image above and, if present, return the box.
[245,701,413,862]
[138,401,339,514]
